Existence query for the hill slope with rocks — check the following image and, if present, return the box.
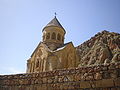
[76,30,120,66]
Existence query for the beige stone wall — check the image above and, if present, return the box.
[1,62,120,90]
[54,42,79,68]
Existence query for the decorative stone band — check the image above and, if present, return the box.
[0,62,120,90]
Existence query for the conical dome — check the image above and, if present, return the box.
[42,16,66,33]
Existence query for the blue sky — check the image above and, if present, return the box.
[0,0,120,75]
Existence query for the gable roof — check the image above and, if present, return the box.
[30,42,74,57]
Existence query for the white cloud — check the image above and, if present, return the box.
[8,67,25,74]
[0,67,25,75]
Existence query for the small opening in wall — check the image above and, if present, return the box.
[57,33,61,41]
[46,33,50,39]
[36,60,39,68]
[52,32,56,40]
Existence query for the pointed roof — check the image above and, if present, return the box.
[42,16,66,33]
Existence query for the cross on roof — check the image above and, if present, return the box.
[55,12,57,17]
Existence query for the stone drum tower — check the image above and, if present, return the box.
[42,16,66,50]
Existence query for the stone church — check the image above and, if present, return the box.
[27,16,79,73]
[0,16,120,90]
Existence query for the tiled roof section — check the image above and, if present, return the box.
[43,16,66,33]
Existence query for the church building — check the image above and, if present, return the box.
[26,16,79,73]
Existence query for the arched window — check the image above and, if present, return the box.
[36,60,39,68]
[57,33,61,41]
[46,33,50,39]
[52,32,56,40]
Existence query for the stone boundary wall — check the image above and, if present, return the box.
[0,63,120,90]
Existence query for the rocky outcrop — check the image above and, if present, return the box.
[76,30,120,66]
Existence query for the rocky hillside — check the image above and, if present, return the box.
[76,30,120,66]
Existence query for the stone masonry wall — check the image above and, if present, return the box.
[0,62,120,90]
